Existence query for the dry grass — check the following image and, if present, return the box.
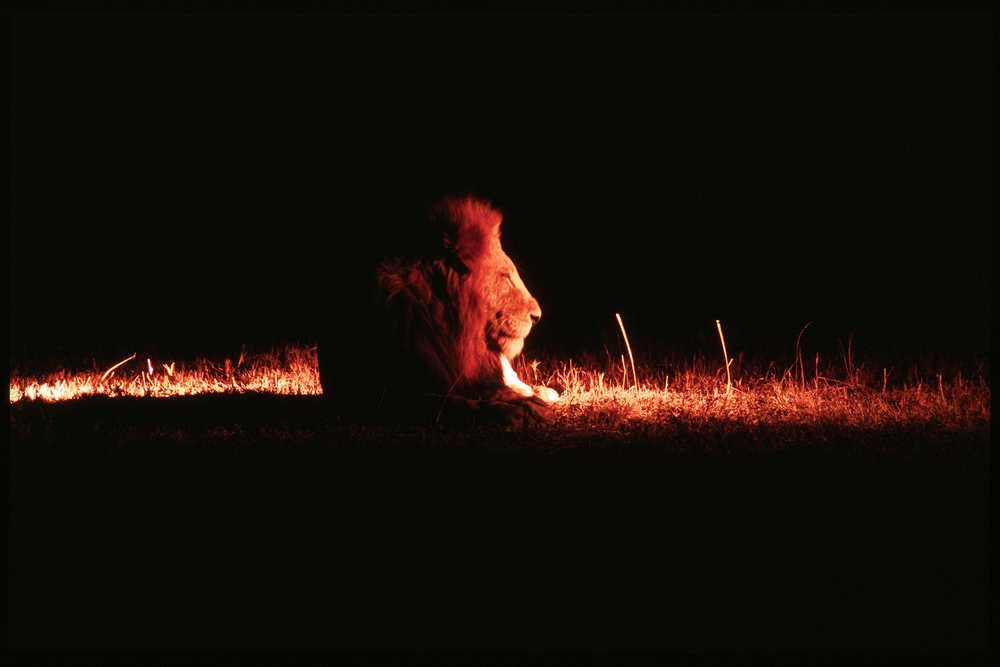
[9,343,990,447]
[9,344,321,403]
[517,350,990,436]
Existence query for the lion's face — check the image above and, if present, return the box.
[479,237,541,361]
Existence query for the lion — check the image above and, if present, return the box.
[317,195,558,426]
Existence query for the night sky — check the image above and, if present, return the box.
[11,15,992,362]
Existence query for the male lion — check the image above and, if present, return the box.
[318,195,558,426]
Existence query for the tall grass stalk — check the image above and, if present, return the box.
[715,319,732,396]
[794,321,811,387]
[616,313,638,390]
[100,353,137,383]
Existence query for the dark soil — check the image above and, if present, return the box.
[8,394,990,651]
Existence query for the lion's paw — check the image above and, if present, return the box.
[429,389,552,428]
[479,393,552,427]
[533,386,560,403]
[499,354,560,404]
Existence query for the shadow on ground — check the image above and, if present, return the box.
[8,394,990,651]
[11,392,329,431]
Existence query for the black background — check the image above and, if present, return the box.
[11,15,992,361]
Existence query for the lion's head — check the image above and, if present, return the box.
[317,195,557,423]
[374,196,554,403]
[437,196,541,362]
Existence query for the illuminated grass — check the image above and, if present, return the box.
[9,343,990,438]
[9,344,321,403]
[517,351,990,436]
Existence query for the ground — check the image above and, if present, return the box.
[8,389,989,651]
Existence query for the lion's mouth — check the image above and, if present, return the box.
[489,315,533,358]
[497,317,533,341]
[498,328,529,342]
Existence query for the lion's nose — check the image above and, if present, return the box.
[529,301,541,326]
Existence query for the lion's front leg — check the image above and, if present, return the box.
[499,354,560,404]
[424,387,552,428]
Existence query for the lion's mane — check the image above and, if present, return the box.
[318,195,553,423]
[376,197,505,397]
